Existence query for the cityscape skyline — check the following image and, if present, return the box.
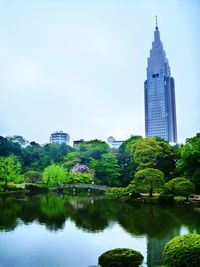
[0,1,199,144]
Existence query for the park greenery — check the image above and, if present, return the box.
[0,133,200,200]
[98,248,144,267]
[98,234,200,267]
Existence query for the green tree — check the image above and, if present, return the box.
[8,135,29,147]
[0,136,23,158]
[90,153,121,186]
[164,177,190,194]
[65,172,93,184]
[0,155,24,188]
[25,170,42,183]
[133,137,180,180]
[134,168,165,197]
[174,180,194,201]
[117,136,143,186]
[177,133,200,192]
[42,164,67,186]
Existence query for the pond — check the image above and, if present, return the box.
[0,193,200,267]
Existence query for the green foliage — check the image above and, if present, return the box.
[98,248,144,267]
[175,180,194,200]
[90,153,120,186]
[134,168,165,197]
[164,177,194,200]
[65,172,93,184]
[164,177,188,194]
[106,187,126,199]
[22,142,73,171]
[163,234,200,267]
[177,133,200,192]
[25,170,42,183]
[0,136,23,158]
[117,136,143,186]
[0,155,24,187]
[134,138,180,180]
[106,184,141,200]
[42,164,67,186]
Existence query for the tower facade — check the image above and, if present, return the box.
[144,21,177,143]
[50,131,70,145]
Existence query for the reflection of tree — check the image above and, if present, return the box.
[0,194,200,240]
[39,194,67,231]
[0,196,20,231]
[19,195,41,224]
[65,199,114,232]
[147,228,180,266]
[118,205,177,238]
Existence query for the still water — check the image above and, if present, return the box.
[0,193,200,267]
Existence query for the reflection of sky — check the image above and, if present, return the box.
[0,1,199,144]
[0,220,147,267]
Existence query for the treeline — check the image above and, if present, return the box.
[0,133,199,193]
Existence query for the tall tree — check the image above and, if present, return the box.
[177,133,200,192]
[0,155,24,188]
[133,168,165,197]
[117,136,143,186]
[90,153,121,186]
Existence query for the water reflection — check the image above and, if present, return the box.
[0,193,200,266]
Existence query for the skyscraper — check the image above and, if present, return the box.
[144,18,177,143]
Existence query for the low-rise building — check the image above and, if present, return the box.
[107,136,123,149]
[73,139,84,147]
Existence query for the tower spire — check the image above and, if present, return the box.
[155,15,158,30]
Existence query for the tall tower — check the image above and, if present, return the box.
[144,18,177,143]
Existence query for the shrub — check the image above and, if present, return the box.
[98,248,143,267]
[25,183,49,192]
[106,187,125,199]
[163,234,200,267]
[158,193,174,204]
[25,170,42,183]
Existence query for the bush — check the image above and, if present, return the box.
[106,187,125,199]
[163,234,200,267]
[25,183,49,192]
[25,170,42,183]
[106,185,141,201]
[98,248,143,267]
[158,193,174,204]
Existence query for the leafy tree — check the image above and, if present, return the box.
[0,155,24,188]
[174,180,194,200]
[25,170,42,183]
[65,172,93,184]
[22,142,73,171]
[164,177,189,194]
[8,135,29,147]
[90,153,121,186]
[117,136,143,186]
[164,177,194,200]
[134,138,180,180]
[177,133,200,192]
[63,152,81,170]
[42,164,67,186]
[0,136,23,158]
[134,168,165,197]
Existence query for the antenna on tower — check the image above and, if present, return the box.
[155,15,158,29]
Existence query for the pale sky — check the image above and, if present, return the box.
[0,0,200,144]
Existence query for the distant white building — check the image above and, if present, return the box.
[50,131,70,145]
[107,136,123,149]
